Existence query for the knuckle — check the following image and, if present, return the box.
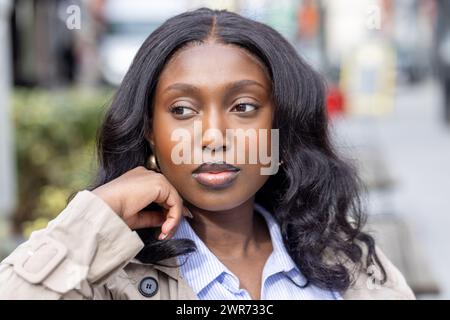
[135,165,147,172]
[155,172,168,182]
[153,183,163,195]
[151,172,164,181]
[154,182,168,199]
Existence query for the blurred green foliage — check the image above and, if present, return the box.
[12,88,113,238]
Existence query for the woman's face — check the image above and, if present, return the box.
[150,41,274,211]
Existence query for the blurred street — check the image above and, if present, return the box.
[333,78,450,298]
[378,79,450,299]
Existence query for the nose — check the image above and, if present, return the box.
[200,108,229,155]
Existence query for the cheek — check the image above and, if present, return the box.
[241,164,270,191]
[244,111,275,167]
[152,112,183,172]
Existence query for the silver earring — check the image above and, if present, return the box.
[147,154,160,172]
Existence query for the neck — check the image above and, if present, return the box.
[185,197,268,259]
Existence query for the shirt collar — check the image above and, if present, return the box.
[254,203,298,273]
[171,213,229,295]
[172,203,307,295]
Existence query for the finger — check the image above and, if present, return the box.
[158,190,183,240]
[159,207,181,240]
[126,210,165,230]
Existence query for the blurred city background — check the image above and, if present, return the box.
[0,0,449,299]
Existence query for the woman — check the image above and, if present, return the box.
[0,7,414,300]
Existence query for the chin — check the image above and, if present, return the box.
[183,187,251,212]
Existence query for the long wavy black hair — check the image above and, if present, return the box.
[88,7,386,293]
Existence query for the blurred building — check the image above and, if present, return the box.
[434,0,450,124]
[10,0,106,87]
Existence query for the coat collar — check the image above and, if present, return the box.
[129,256,181,280]
[128,252,414,300]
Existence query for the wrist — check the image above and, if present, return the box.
[91,188,123,218]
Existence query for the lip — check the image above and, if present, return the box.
[192,162,240,189]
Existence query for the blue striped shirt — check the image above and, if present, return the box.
[172,203,342,300]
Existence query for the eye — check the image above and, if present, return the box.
[169,105,197,118]
[231,103,258,113]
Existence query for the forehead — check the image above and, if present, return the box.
[156,42,272,92]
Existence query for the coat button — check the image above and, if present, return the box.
[138,276,158,297]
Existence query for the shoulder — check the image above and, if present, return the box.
[342,245,416,300]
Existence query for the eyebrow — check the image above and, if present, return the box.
[163,79,267,96]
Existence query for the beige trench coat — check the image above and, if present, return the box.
[0,191,415,300]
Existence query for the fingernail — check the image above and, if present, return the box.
[184,207,194,219]
[159,232,167,240]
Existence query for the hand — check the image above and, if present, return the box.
[92,166,192,240]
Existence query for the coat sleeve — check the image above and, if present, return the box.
[0,190,145,299]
